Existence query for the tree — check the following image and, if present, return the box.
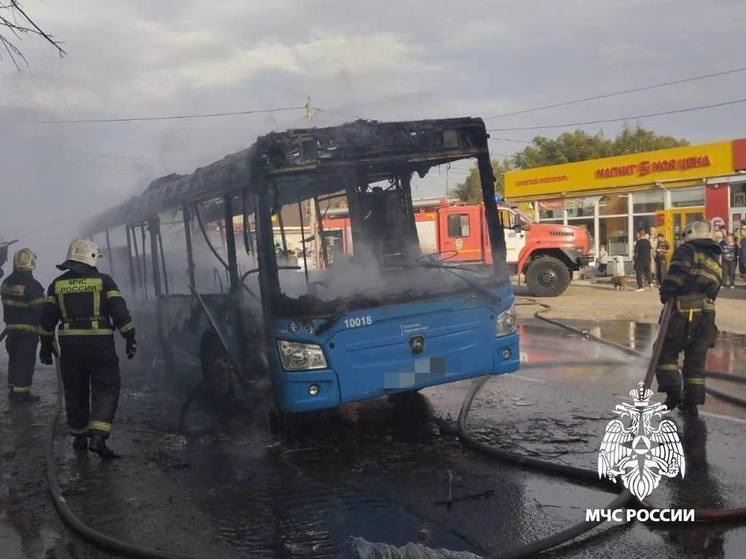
[513,124,688,169]
[0,1,65,69]
[512,130,613,169]
[450,159,511,203]
[611,124,688,155]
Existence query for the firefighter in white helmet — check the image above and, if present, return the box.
[656,221,722,416]
[39,239,137,458]
[1,248,45,402]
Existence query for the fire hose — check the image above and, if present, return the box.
[45,348,203,559]
[40,297,746,558]
[453,298,746,558]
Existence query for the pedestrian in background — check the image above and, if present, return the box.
[655,233,671,281]
[739,220,746,279]
[634,230,652,292]
[649,227,658,282]
[721,233,738,289]
[596,243,609,276]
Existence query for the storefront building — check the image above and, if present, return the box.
[504,138,746,259]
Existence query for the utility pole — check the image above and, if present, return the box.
[304,96,313,126]
[304,96,317,267]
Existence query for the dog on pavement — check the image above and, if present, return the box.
[610,276,626,291]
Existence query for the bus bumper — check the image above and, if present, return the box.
[278,332,519,413]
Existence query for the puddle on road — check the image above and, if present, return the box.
[520,318,746,375]
[176,399,481,558]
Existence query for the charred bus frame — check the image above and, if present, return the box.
[83,118,519,413]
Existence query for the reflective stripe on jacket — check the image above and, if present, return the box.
[40,266,135,339]
[1,271,44,333]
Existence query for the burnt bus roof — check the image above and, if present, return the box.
[83,117,490,235]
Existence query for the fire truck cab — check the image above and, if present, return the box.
[431,202,590,296]
[494,204,591,296]
[323,199,591,297]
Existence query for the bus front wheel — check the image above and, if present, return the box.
[525,256,571,297]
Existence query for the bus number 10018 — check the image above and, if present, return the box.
[343,316,373,329]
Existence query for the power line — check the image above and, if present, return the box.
[26,105,306,124]
[487,96,746,132]
[484,65,746,120]
[315,107,364,120]
[489,137,533,144]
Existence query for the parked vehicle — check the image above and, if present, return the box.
[323,199,591,297]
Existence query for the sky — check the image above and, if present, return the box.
[3,0,746,281]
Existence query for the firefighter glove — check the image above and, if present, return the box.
[125,335,137,359]
[659,287,676,305]
[39,341,54,365]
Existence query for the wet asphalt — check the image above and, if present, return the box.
[2,315,746,558]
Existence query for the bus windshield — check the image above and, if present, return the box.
[268,172,501,318]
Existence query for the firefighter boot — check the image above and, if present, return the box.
[89,435,119,460]
[680,402,699,417]
[72,435,88,452]
[8,391,40,404]
[663,394,681,411]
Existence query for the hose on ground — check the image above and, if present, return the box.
[455,302,675,557]
[521,296,746,522]
[46,353,205,559]
[526,298,746,407]
[457,375,634,559]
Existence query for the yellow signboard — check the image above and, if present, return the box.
[504,141,734,199]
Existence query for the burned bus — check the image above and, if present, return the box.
[83,118,519,413]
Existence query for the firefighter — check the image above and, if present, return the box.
[656,221,722,417]
[1,249,45,403]
[0,242,7,279]
[39,239,137,458]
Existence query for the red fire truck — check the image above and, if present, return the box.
[321,198,591,297]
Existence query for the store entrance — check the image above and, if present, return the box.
[671,208,705,245]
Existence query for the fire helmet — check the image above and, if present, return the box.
[65,238,102,268]
[13,248,37,272]
[683,220,714,241]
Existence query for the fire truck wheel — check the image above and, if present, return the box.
[525,256,571,297]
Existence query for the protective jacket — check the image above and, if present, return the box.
[2,270,45,333]
[40,263,134,340]
[660,239,722,303]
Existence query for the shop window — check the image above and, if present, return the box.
[632,190,664,213]
[670,186,704,208]
[566,197,597,218]
[598,194,628,216]
[599,216,628,256]
[538,199,564,220]
[447,214,470,237]
[731,183,746,207]
[633,216,657,238]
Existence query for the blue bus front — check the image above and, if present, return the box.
[271,282,518,412]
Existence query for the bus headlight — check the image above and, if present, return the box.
[495,305,517,336]
[277,340,327,371]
